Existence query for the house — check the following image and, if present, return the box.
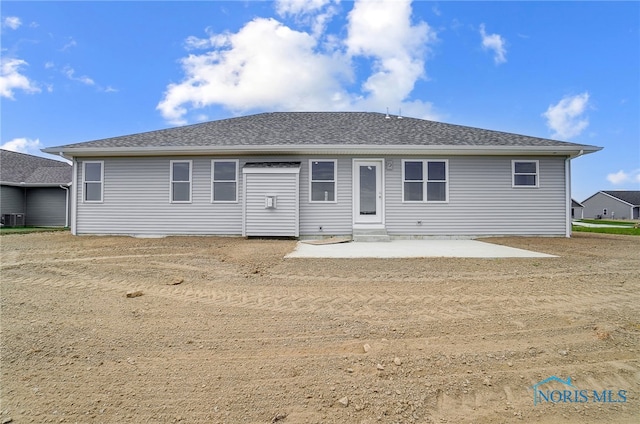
[0,149,72,227]
[571,199,584,220]
[42,112,602,238]
[582,190,640,220]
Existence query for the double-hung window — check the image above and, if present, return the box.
[512,160,539,188]
[170,160,192,203]
[212,160,238,202]
[310,160,336,202]
[402,160,448,202]
[83,161,103,202]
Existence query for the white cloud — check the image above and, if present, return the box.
[479,23,507,65]
[345,0,436,110]
[60,37,77,52]
[1,137,42,154]
[158,17,351,125]
[276,0,339,39]
[3,16,22,30]
[0,57,40,99]
[542,92,590,139]
[158,0,440,125]
[63,66,95,85]
[606,169,640,185]
[275,0,334,16]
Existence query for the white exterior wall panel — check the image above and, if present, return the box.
[244,172,299,237]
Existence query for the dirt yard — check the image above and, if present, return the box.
[1,232,638,423]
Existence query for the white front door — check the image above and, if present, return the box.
[353,160,383,224]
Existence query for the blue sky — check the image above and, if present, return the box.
[1,0,638,201]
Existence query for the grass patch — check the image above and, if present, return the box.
[0,227,68,235]
[572,225,640,236]
[575,219,636,227]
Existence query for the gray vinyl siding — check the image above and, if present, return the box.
[76,157,244,235]
[1,185,24,215]
[385,156,567,236]
[74,155,568,236]
[26,187,67,226]
[298,158,353,236]
[582,192,633,219]
[74,156,353,235]
[244,172,299,237]
[571,206,584,219]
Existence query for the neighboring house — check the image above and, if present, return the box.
[1,149,72,227]
[42,112,602,238]
[582,190,640,220]
[571,199,584,220]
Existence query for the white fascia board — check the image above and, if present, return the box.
[42,143,602,158]
[0,181,72,187]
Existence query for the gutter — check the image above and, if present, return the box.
[42,144,604,158]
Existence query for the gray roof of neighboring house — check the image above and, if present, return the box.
[1,149,72,186]
[601,190,640,206]
[44,112,601,155]
[571,199,584,208]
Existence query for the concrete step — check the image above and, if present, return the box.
[352,229,391,242]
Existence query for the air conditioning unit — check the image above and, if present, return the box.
[1,213,25,227]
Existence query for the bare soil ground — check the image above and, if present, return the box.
[1,232,639,423]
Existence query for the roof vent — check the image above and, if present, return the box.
[397,108,403,119]
[385,108,391,119]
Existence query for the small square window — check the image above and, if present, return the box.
[513,160,539,188]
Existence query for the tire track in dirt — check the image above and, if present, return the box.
[5,264,638,327]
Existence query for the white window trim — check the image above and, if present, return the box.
[82,161,104,203]
[211,159,239,203]
[170,160,192,203]
[402,159,449,203]
[512,160,539,188]
[309,159,338,203]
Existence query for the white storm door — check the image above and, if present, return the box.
[354,160,383,224]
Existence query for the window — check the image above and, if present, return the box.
[83,161,103,202]
[403,160,448,202]
[170,160,192,203]
[310,160,336,202]
[512,160,539,187]
[212,160,238,202]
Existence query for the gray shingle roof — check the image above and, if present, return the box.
[47,112,599,151]
[1,149,72,185]
[571,199,584,208]
[602,190,640,206]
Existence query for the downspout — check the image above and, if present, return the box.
[70,156,78,235]
[59,184,70,228]
[565,158,571,238]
